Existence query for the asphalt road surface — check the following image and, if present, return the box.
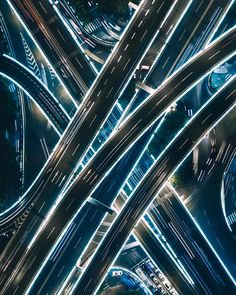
[1,26,235,295]
[0,0,180,293]
[74,75,236,294]
[9,0,96,98]
[0,55,69,134]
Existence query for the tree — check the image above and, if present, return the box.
[71,0,92,24]
[148,108,188,158]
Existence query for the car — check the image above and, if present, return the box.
[157,273,163,279]
[170,289,178,295]
[150,286,159,294]
[153,277,158,283]
[163,280,171,290]
[112,270,122,277]
[157,284,167,294]
[141,65,150,70]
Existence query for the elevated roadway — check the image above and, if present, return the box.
[0,27,235,294]
[0,0,225,233]
[74,72,236,295]
[144,185,231,294]
[21,2,235,291]
[9,0,96,99]
[127,0,233,115]
[0,0,180,292]
[0,0,174,232]
[0,55,69,134]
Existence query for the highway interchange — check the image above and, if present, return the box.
[0,0,184,292]
[1,25,236,294]
[0,0,229,232]
[0,0,180,232]
[0,55,69,134]
[0,0,229,236]
[0,0,236,294]
[10,0,96,99]
[75,72,236,295]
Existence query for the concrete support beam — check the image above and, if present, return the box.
[85,50,105,64]
[129,2,139,10]
[87,197,114,214]
[136,81,155,94]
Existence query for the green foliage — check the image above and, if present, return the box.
[148,108,188,158]
[170,174,181,188]
[97,0,130,16]
[175,157,195,188]
[70,0,92,24]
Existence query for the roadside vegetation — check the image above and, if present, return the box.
[70,0,140,24]
[97,0,139,20]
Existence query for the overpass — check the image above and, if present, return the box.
[0,0,228,235]
[0,55,70,134]
[8,0,97,99]
[1,26,236,294]
[74,72,236,295]
[0,0,175,233]
[0,0,183,291]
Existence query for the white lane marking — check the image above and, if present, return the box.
[178,138,189,150]
[208,50,221,60]
[46,226,55,240]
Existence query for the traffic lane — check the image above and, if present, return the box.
[129,0,229,114]
[0,0,177,289]
[0,105,90,283]
[134,221,196,295]
[0,56,69,132]
[1,203,96,295]
[148,0,227,87]
[6,106,159,292]
[23,204,103,295]
[0,0,184,233]
[35,123,159,294]
[0,27,234,290]
[74,77,236,294]
[15,0,90,94]
[0,100,151,291]
[129,0,228,113]
[190,165,236,278]
[149,190,227,293]
[23,0,177,179]
[63,28,236,215]
[11,0,171,97]
[12,0,96,87]
[92,121,159,206]
[141,0,190,62]
[0,84,116,278]
[9,1,92,98]
[3,24,234,290]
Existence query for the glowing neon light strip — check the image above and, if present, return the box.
[6,0,78,108]
[71,75,236,293]
[3,54,71,120]
[0,72,61,136]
